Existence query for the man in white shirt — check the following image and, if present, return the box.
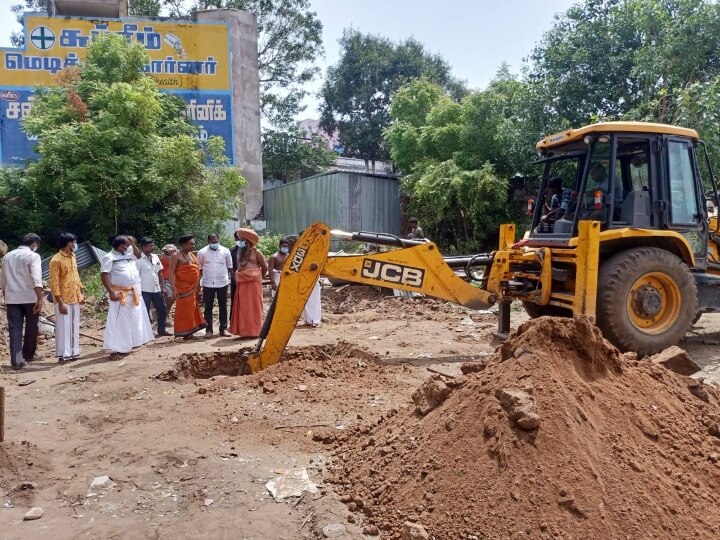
[100,235,154,359]
[197,233,233,337]
[137,237,169,337]
[0,233,44,370]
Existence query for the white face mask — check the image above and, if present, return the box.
[280,246,289,254]
[31,245,38,252]
[209,243,219,250]
[236,240,246,248]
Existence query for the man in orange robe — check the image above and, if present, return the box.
[230,228,267,338]
[169,235,206,339]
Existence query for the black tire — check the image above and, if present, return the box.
[596,247,697,356]
[522,301,572,319]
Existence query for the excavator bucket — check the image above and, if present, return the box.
[240,223,331,374]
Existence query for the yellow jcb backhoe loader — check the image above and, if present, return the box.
[240,121,720,374]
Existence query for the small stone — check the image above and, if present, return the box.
[402,521,430,540]
[262,383,276,394]
[198,387,207,394]
[709,453,719,463]
[24,507,43,520]
[495,388,540,431]
[363,524,380,536]
[322,523,346,538]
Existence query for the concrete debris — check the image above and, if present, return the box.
[402,521,430,540]
[322,523,346,538]
[650,346,701,376]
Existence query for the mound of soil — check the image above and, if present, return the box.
[1,441,50,507]
[326,317,720,539]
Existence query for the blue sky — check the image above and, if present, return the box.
[0,0,578,117]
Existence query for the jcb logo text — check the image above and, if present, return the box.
[290,248,307,272]
[361,260,425,288]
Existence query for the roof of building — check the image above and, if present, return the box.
[536,121,700,151]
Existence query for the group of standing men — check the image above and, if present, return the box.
[0,227,316,370]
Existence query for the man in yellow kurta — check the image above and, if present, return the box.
[49,232,84,363]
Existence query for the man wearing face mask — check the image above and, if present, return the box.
[197,233,233,337]
[101,235,154,359]
[0,233,43,370]
[49,232,85,362]
[137,237,169,337]
[267,237,291,297]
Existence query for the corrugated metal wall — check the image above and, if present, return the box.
[264,171,401,236]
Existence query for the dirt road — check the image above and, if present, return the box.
[1,285,719,539]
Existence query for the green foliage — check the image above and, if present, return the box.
[320,30,466,163]
[387,77,530,251]
[0,32,245,247]
[529,0,720,127]
[262,127,336,181]
[256,233,286,258]
[194,0,324,126]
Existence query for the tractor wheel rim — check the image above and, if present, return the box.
[627,272,681,334]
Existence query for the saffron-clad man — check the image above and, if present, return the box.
[49,232,85,362]
[169,234,206,339]
[0,233,43,370]
[229,228,267,338]
[101,235,154,360]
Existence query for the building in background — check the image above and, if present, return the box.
[1,0,263,222]
[263,170,401,238]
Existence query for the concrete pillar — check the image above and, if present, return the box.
[194,9,263,224]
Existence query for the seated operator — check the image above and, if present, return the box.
[540,177,576,224]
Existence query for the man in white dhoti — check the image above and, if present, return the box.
[302,280,322,327]
[49,232,84,363]
[101,235,154,360]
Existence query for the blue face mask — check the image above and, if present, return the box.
[72,243,78,253]
[209,243,219,250]
[280,246,289,254]
[236,240,246,248]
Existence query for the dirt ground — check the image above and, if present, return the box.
[1,285,720,539]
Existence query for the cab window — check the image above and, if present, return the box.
[668,140,699,225]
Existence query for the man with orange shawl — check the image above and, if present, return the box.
[230,228,267,338]
[169,234,206,339]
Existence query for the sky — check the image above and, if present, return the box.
[0,0,578,118]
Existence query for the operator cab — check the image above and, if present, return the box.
[529,122,708,257]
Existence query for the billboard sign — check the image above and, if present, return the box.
[0,13,234,164]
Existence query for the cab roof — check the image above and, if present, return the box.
[536,121,699,151]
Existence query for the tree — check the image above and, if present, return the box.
[0,32,244,246]
[10,0,49,47]
[385,78,526,252]
[528,0,720,126]
[262,127,335,182]
[320,30,466,165]
[193,0,323,125]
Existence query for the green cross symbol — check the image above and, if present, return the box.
[30,27,55,50]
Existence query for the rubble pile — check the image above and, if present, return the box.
[327,317,720,539]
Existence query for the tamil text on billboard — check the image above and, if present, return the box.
[0,13,234,164]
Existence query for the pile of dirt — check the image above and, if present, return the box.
[326,317,720,539]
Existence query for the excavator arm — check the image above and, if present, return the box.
[240,222,496,374]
